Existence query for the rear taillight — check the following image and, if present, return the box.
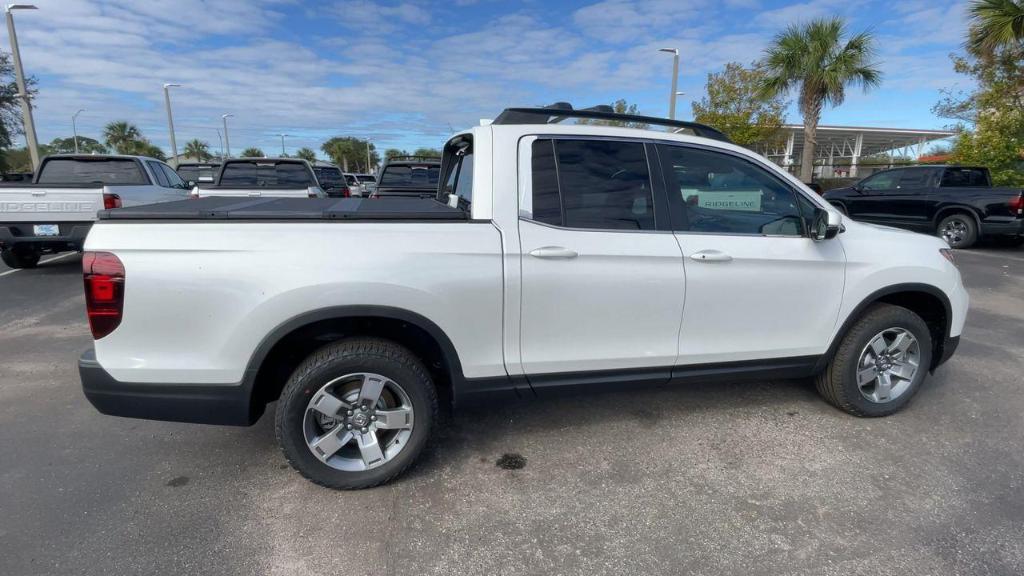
[83,252,125,339]
[103,193,122,210]
[1010,192,1024,215]
[341,187,351,198]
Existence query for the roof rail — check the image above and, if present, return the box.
[492,103,731,143]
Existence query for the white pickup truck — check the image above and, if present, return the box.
[77,105,968,490]
[191,158,326,199]
[0,154,190,268]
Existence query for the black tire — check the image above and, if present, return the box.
[275,337,438,489]
[936,213,977,249]
[1,248,41,269]
[816,304,933,417]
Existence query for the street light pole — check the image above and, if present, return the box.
[215,128,223,159]
[163,83,181,166]
[6,4,40,171]
[278,133,288,156]
[659,47,680,120]
[72,109,85,154]
[221,114,233,158]
[365,139,372,173]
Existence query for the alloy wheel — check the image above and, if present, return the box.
[856,327,921,403]
[303,372,414,471]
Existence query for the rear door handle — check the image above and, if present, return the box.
[529,246,578,259]
[689,250,732,263]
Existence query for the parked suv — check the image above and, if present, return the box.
[78,104,968,489]
[824,165,1024,248]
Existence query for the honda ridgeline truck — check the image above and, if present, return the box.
[78,105,968,489]
[0,154,190,268]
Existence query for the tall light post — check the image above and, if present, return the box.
[365,138,372,173]
[163,83,181,166]
[215,128,224,159]
[659,47,680,120]
[221,113,233,158]
[6,4,40,171]
[278,133,288,156]
[72,108,85,154]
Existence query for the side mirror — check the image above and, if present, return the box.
[186,180,196,188]
[811,207,842,241]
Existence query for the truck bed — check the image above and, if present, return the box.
[98,196,468,221]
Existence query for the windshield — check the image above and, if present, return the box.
[219,161,315,188]
[380,164,440,187]
[37,158,148,185]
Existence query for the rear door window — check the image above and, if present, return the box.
[528,138,655,231]
[941,168,990,188]
[37,158,148,185]
[146,161,170,187]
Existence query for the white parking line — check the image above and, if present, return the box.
[0,252,77,278]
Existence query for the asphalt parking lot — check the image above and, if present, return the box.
[1,245,1022,576]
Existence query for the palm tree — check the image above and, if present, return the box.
[295,147,317,162]
[968,0,1024,54]
[240,147,264,158]
[759,18,881,181]
[184,139,211,161]
[103,121,142,154]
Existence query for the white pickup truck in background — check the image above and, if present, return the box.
[77,104,968,490]
[191,158,326,199]
[0,154,190,268]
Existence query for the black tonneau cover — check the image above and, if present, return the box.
[99,197,467,221]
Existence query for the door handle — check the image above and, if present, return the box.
[529,246,578,259]
[689,250,732,263]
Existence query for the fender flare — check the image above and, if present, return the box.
[815,282,953,373]
[933,205,983,231]
[240,304,466,394]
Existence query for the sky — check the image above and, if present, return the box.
[3,0,971,158]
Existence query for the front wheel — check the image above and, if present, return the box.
[937,213,977,249]
[1,247,41,269]
[816,304,933,417]
[275,338,438,489]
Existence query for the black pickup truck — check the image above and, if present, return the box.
[371,156,441,199]
[823,166,1024,248]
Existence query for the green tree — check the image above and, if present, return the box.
[183,138,211,161]
[412,147,441,157]
[131,141,166,160]
[759,18,881,181]
[576,99,648,128]
[103,121,143,154]
[48,136,107,154]
[295,147,317,162]
[692,62,787,147]
[0,51,37,171]
[320,136,379,172]
[241,147,265,158]
[384,148,407,159]
[968,0,1024,54]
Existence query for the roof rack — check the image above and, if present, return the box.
[492,102,731,143]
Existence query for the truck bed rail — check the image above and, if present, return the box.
[98,196,468,221]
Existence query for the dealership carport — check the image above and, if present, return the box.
[757,125,955,178]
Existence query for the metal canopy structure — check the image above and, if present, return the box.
[756,124,955,178]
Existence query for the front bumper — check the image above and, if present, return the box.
[79,349,261,426]
[0,221,92,251]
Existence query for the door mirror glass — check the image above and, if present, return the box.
[812,207,842,240]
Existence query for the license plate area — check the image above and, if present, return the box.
[33,224,59,237]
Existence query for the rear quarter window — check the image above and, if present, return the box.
[36,158,148,185]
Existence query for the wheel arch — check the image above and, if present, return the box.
[242,306,465,417]
[818,283,953,374]
[933,205,982,230]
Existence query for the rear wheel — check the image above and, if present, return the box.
[816,304,933,417]
[275,338,437,489]
[1,247,41,269]
[937,213,977,249]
